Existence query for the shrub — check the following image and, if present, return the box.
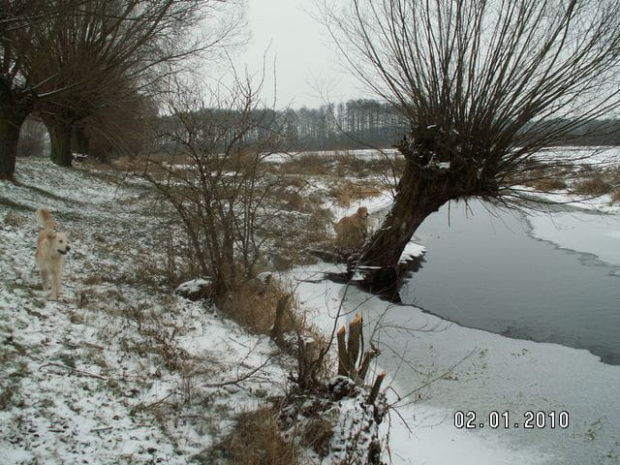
[280,153,333,176]
[220,277,297,336]
[573,177,613,196]
[531,178,567,191]
[208,407,297,465]
[328,179,382,206]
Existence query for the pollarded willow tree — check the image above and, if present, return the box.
[319,0,620,288]
[0,0,241,180]
[31,0,241,168]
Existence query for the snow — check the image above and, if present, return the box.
[292,258,620,464]
[535,146,620,167]
[387,406,551,465]
[266,148,402,164]
[0,158,294,464]
[176,278,212,296]
[2,148,620,464]
[289,146,620,465]
[527,209,620,269]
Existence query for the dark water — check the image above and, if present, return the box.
[401,200,620,365]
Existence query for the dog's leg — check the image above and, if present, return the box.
[40,269,50,291]
[50,264,61,300]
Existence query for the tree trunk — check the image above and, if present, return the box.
[0,112,27,182]
[359,160,454,292]
[73,125,90,157]
[48,117,74,167]
[0,89,31,181]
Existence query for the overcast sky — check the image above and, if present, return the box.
[235,0,369,109]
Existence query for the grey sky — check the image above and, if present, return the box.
[237,0,367,108]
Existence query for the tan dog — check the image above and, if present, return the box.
[334,206,370,249]
[35,208,70,300]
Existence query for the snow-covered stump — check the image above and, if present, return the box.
[280,314,388,462]
[337,313,374,382]
[281,375,387,464]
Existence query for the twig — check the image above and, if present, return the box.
[202,358,271,388]
[389,348,478,409]
[143,392,175,409]
[91,426,114,433]
[39,362,108,381]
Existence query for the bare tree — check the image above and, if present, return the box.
[319,0,620,288]
[81,93,158,160]
[145,76,286,300]
[0,0,58,181]
[0,0,242,180]
[36,0,242,167]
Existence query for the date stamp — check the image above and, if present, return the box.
[454,411,570,430]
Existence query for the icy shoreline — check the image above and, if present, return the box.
[294,190,620,464]
[293,260,620,464]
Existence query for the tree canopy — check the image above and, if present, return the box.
[317,0,620,289]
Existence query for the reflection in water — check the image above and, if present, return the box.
[400,200,620,365]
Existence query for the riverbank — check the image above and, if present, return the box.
[291,184,620,464]
[292,258,620,464]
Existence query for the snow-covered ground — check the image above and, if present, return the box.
[2,147,619,464]
[0,158,295,464]
[528,209,620,270]
[266,148,401,164]
[292,261,620,464]
[288,147,620,465]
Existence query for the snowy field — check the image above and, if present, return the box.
[265,148,401,164]
[1,147,619,464]
[0,159,296,464]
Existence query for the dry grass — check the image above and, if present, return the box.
[220,277,298,336]
[521,163,570,192]
[278,150,404,181]
[206,407,297,465]
[573,177,613,196]
[298,416,334,458]
[220,276,331,393]
[518,161,620,198]
[328,179,383,207]
[530,177,568,192]
[303,208,334,243]
[2,212,29,228]
[279,153,334,176]
[280,191,306,211]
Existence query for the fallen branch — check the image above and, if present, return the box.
[39,362,108,381]
[202,358,272,388]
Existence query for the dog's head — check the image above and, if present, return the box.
[47,230,70,255]
[357,206,369,220]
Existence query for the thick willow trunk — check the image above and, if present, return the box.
[73,125,90,157]
[359,161,455,294]
[0,85,32,181]
[0,111,26,182]
[48,118,74,167]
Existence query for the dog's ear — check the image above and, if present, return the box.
[46,231,56,240]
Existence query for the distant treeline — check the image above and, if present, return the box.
[157,99,620,153]
[280,100,409,150]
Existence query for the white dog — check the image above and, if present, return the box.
[334,206,370,249]
[35,208,70,299]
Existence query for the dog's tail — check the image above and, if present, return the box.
[36,208,57,230]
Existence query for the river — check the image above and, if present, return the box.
[400,199,620,365]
